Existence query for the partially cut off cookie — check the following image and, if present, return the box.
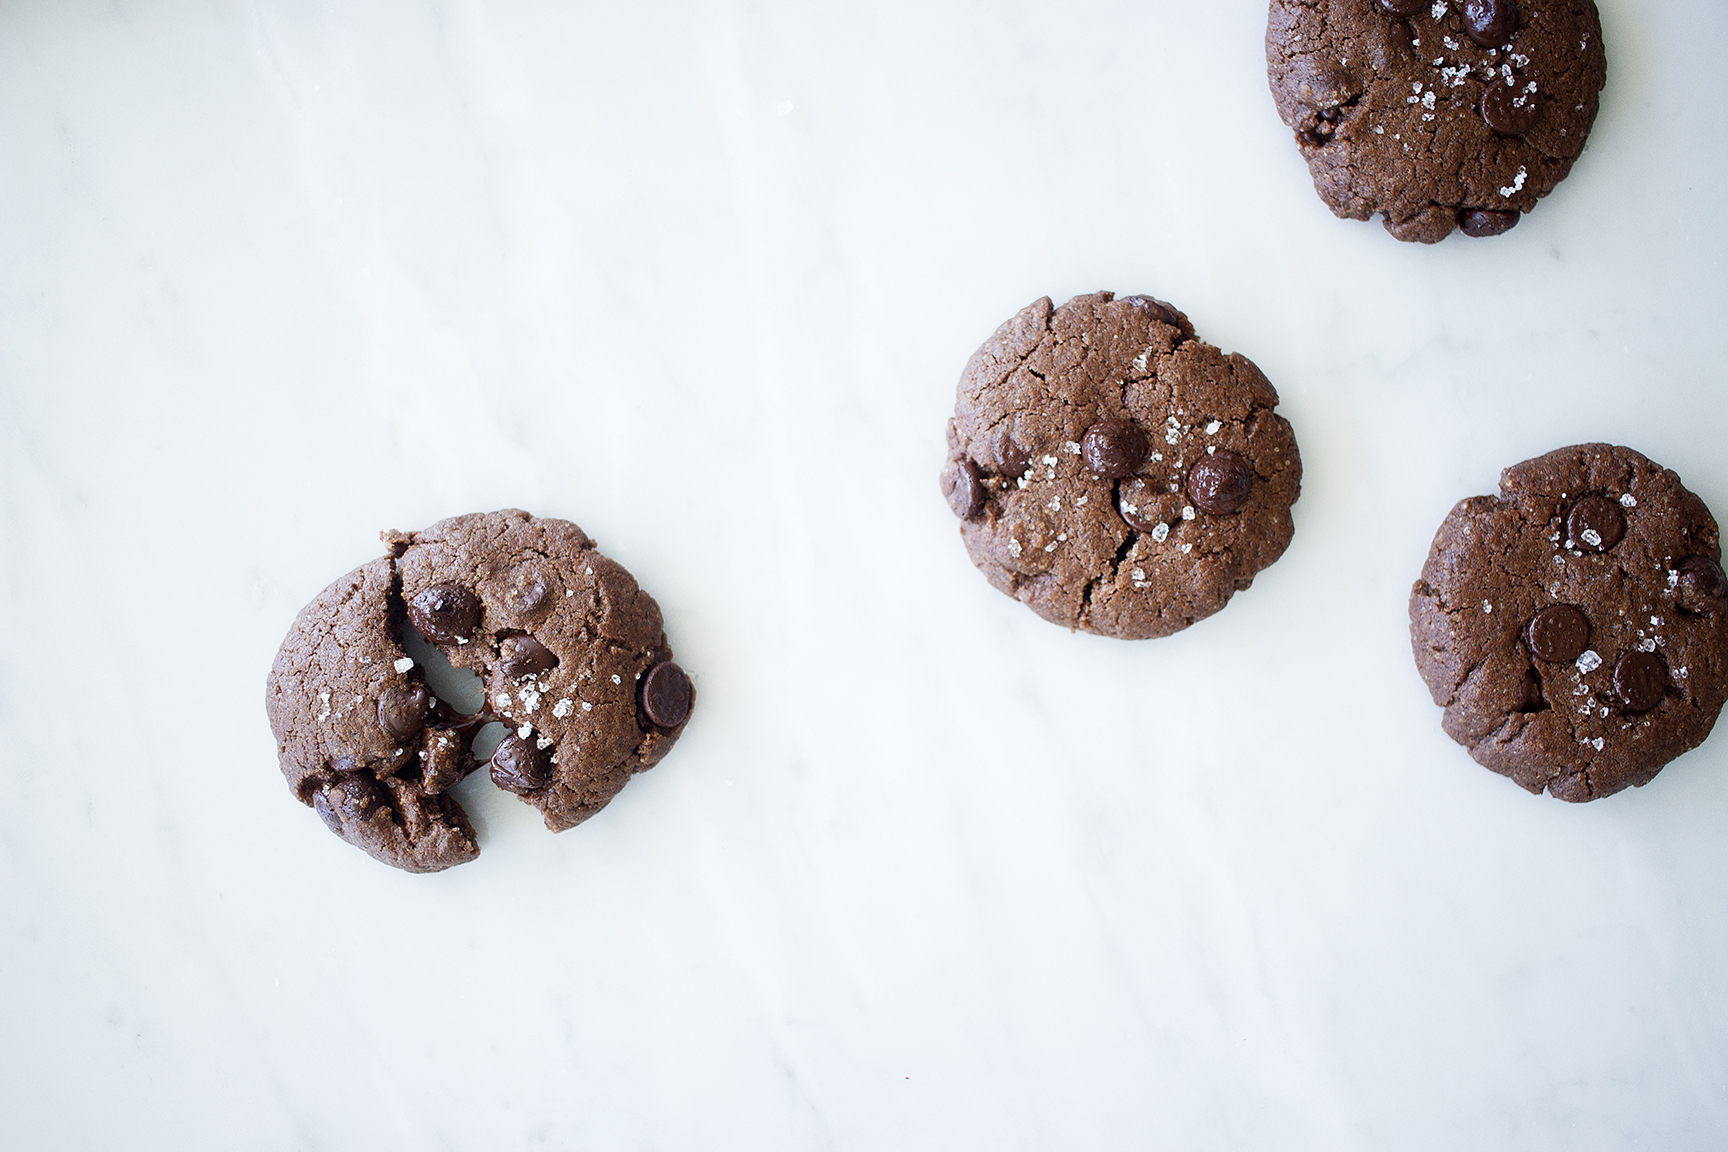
[1266,0,1606,242]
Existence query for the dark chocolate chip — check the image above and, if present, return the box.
[377,684,430,740]
[1568,495,1626,552]
[1117,477,1180,535]
[408,583,482,644]
[1527,604,1590,663]
[1081,420,1148,479]
[986,425,1029,479]
[1376,0,1427,14]
[1458,209,1520,238]
[942,458,986,521]
[498,634,557,679]
[311,790,342,833]
[490,732,553,793]
[328,755,360,774]
[509,574,550,616]
[1482,78,1540,134]
[1614,651,1667,712]
[1187,450,1255,515]
[641,661,693,728]
[1121,295,1181,328]
[1677,555,1728,609]
[318,775,387,829]
[1463,0,1518,47]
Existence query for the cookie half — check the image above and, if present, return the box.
[266,510,692,871]
[942,292,1301,639]
[1410,445,1728,800]
[1266,0,1606,242]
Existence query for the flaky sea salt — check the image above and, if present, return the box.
[394,657,415,673]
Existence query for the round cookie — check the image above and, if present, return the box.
[1266,0,1606,242]
[266,510,693,872]
[942,291,1301,640]
[1410,445,1728,801]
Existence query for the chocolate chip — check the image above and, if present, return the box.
[377,684,430,740]
[408,583,482,644]
[641,661,693,728]
[1082,420,1148,479]
[328,755,360,774]
[1677,555,1728,609]
[1375,0,1426,14]
[1187,450,1255,515]
[1463,0,1518,48]
[311,790,341,832]
[1458,209,1520,238]
[1118,477,1181,535]
[1614,651,1667,712]
[986,425,1029,479]
[490,732,553,793]
[498,634,557,679]
[1568,495,1626,552]
[1482,78,1540,134]
[942,458,986,520]
[316,775,386,830]
[1121,295,1181,328]
[508,574,550,616]
[1527,604,1589,663]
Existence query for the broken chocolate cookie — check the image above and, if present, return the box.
[266,510,692,872]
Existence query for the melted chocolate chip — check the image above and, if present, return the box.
[490,732,553,793]
[377,684,430,740]
[1187,450,1255,515]
[641,661,693,728]
[1677,555,1728,609]
[1082,420,1148,479]
[1462,0,1518,48]
[419,728,475,794]
[1482,78,1540,134]
[1458,209,1520,238]
[1527,604,1590,663]
[498,634,557,679]
[1614,651,1667,712]
[408,583,482,644]
[1376,0,1426,14]
[942,458,986,520]
[1568,495,1626,553]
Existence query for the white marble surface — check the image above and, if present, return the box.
[4,1,1727,1147]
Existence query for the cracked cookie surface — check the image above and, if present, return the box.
[1410,445,1728,801]
[265,509,692,872]
[1266,0,1606,242]
[942,292,1301,640]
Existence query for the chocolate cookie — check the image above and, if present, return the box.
[266,510,693,872]
[1410,446,1728,801]
[942,292,1301,640]
[1266,0,1606,242]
